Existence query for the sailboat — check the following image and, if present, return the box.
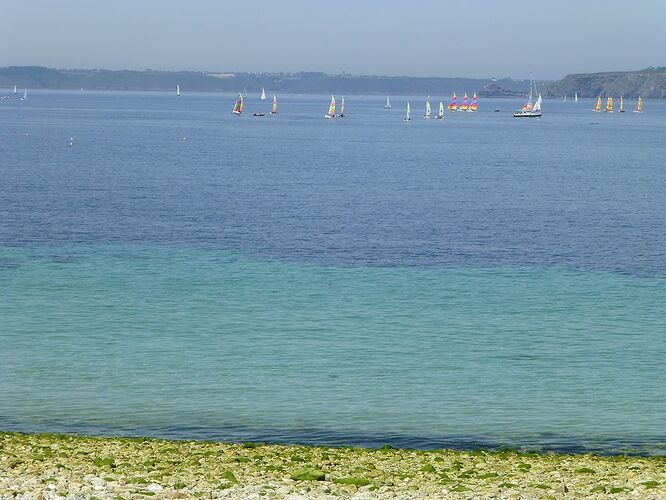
[384,96,391,109]
[605,96,613,112]
[459,93,469,111]
[339,96,346,118]
[325,95,336,118]
[242,87,248,98]
[447,93,457,111]
[424,96,431,119]
[593,96,602,112]
[563,95,567,102]
[468,93,478,112]
[271,95,277,114]
[13,85,17,95]
[436,101,444,119]
[574,92,578,103]
[20,89,27,101]
[232,94,244,115]
[634,96,643,113]
[513,75,541,117]
[176,85,180,96]
[619,97,625,113]
[261,88,266,100]
[404,102,411,122]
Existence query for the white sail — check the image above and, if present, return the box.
[574,92,578,103]
[424,96,431,118]
[176,85,180,96]
[13,85,17,94]
[261,88,266,100]
[533,94,542,112]
[385,96,391,108]
[404,101,411,121]
[21,88,27,100]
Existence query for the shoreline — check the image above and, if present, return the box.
[1,432,664,498]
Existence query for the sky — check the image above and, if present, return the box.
[1,0,665,80]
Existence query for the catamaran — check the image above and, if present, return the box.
[384,96,391,109]
[176,85,180,96]
[436,101,444,119]
[619,97,625,113]
[232,94,244,115]
[325,96,336,118]
[271,95,277,114]
[261,88,266,100]
[605,96,614,112]
[459,93,469,112]
[339,96,346,118]
[513,75,541,117]
[404,102,411,122]
[468,93,478,112]
[593,96,602,112]
[424,96,431,119]
[20,89,27,101]
[447,93,457,111]
[634,96,643,113]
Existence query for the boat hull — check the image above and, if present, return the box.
[513,111,541,118]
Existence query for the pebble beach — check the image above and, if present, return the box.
[1,433,664,499]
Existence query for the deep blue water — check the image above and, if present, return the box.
[1,90,665,454]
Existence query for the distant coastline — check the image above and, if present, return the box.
[0,66,531,97]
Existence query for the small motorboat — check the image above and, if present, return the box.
[253,112,265,117]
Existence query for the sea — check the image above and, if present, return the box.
[1,90,665,455]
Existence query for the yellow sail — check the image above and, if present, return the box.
[634,96,643,113]
[326,96,336,118]
[594,96,602,112]
[232,94,243,114]
[271,95,277,114]
[605,96,613,112]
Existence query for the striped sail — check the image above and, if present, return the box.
[232,94,243,114]
[447,93,457,111]
[634,96,643,113]
[469,93,478,112]
[271,95,277,114]
[326,96,336,118]
[459,92,469,111]
[605,96,613,112]
[593,96,602,112]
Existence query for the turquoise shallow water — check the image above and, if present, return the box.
[1,91,666,453]
[2,246,665,453]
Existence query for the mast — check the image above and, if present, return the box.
[271,95,277,114]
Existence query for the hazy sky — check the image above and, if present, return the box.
[2,0,665,80]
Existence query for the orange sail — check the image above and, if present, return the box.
[634,96,643,113]
[593,96,602,112]
[447,93,457,111]
[232,94,243,114]
[469,93,478,112]
[325,96,336,118]
[459,92,469,111]
[605,96,613,112]
[271,95,277,114]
